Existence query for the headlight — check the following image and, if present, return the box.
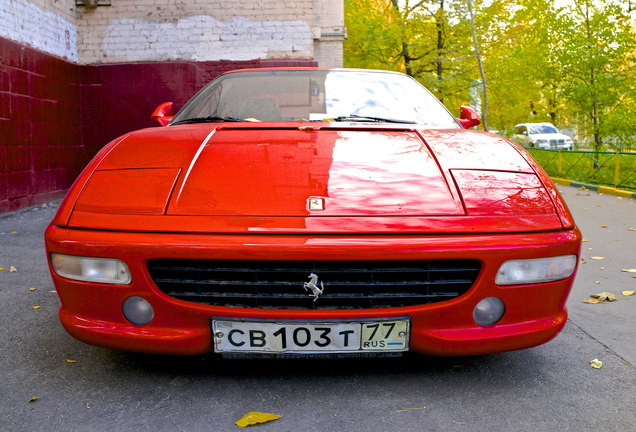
[50,253,132,285]
[496,255,577,285]
[536,139,548,144]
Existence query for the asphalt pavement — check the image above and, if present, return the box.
[0,186,635,432]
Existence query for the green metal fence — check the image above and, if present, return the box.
[527,149,636,191]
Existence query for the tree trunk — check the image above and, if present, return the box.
[584,3,601,151]
[467,0,488,130]
[402,42,414,76]
[390,0,414,77]
[437,0,445,102]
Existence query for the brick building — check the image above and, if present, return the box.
[0,0,345,213]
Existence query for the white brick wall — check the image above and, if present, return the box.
[99,16,312,62]
[1,0,344,65]
[77,0,317,63]
[0,0,79,61]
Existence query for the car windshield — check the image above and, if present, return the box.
[170,69,460,128]
[528,124,559,134]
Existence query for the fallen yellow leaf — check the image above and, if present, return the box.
[11,231,17,234]
[32,306,41,309]
[621,269,636,273]
[66,359,77,363]
[590,359,603,369]
[28,396,38,403]
[629,227,636,232]
[10,266,18,272]
[396,407,426,413]
[583,298,605,304]
[235,412,281,428]
[622,290,635,296]
[0,268,4,270]
[590,292,617,302]
[600,225,607,228]
[29,287,36,292]
[590,256,605,260]
[582,239,588,242]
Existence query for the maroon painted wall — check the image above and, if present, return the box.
[1,38,82,213]
[0,36,317,213]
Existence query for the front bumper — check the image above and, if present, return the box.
[45,225,581,356]
[536,143,573,151]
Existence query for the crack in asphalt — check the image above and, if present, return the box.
[566,318,633,367]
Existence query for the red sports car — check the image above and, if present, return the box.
[45,68,580,356]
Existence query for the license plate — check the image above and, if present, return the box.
[212,318,409,354]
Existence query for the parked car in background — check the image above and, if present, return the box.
[45,68,580,357]
[513,123,574,150]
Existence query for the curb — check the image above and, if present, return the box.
[551,178,636,199]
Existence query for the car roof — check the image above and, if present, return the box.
[221,67,408,77]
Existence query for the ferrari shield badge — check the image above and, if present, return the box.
[308,197,324,211]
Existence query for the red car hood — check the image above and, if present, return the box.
[66,123,566,233]
[170,127,463,217]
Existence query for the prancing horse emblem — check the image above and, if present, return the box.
[303,273,324,301]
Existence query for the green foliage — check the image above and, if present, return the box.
[344,0,401,71]
[554,1,636,149]
[344,0,636,143]
[344,0,478,113]
[484,0,564,128]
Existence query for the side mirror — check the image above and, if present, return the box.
[151,102,174,127]
[457,106,481,129]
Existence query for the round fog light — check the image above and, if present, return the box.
[473,297,505,327]
[122,296,154,325]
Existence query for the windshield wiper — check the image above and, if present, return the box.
[331,114,416,124]
[170,115,245,125]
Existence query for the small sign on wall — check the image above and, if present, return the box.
[75,0,111,7]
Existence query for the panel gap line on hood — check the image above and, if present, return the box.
[162,168,183,215]
[413,128,460,202]
[174,128,217,203]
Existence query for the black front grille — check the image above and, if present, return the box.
[147,259,480,310]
